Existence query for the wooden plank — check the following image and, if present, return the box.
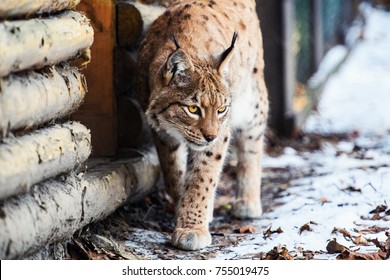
[72,0,116,157]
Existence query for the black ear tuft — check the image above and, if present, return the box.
[172,34,181,49]
[220,31,238,63]
[218,31,238,76]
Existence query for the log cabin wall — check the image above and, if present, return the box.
[0,0,93,202]
[0,1,160,259]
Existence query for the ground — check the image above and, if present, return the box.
[67,4,390,260]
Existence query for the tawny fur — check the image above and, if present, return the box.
[137,0,269,250]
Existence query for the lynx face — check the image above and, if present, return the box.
[145,45,233,150]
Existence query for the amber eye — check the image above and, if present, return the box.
[188,105,200,115]
[217,106,227,114]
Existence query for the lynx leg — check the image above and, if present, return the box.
[232,129,265,218]
[154,133,187,201]
[172,130,230,250]
[232,71,268,218]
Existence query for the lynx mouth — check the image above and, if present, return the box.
[187,140,210,151]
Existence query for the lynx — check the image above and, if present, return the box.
[137,0,269,250]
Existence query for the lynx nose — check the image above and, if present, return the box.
[204,135,217,143]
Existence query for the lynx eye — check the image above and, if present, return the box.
[188,105,200,115]
[217,106,227,114]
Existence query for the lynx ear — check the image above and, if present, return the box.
[164,36,194,85]
[218,31,238,77]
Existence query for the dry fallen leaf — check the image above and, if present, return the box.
[332,227,352,240]
[359,225,388,234]
[343,186,362,193]
[263,245,294,260]
[369,204,388,214]
[318,197,330,203]
[299,223,312,235]
[234,225,257,234]
[337,250,386,260]
[326,239,348,254]
[385,233,390,259]
[353,235,369,246]
[263,226,283,239]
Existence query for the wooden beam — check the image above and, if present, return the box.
[72,0,116,157]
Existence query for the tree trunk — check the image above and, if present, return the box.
[0,64,87,137]
[0,122,91,200]
[0,10,93,77]
[0,0,81,19]
[0,149,160,259]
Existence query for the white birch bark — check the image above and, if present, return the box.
[0,0,81,19]
[0,149,160,259]
[0,10,93,77]
[0,64,86,137]
[0,122,91,200]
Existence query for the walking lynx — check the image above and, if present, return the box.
[137,0,269,250]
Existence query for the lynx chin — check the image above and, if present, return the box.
[137,0,269,250]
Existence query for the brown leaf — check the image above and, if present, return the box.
[344,186,362,193]
[353,235,369,246]
[299,223,312,235]
[359,225,388,234]
[369,204,388,214]
[385,234,390,259]
[326,239,348,254]
[332,227,352,240]
[263,226,283,239]
[371,213,384,220]
[234,225,257,234]
[318,197,330,203]
[263,245,294,260]
[337,250,386,260]
[385,233,390,250]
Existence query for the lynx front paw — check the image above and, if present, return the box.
[232,200,262,219]
[172,227,211,250]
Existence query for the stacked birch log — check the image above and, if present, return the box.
[0,0,93,259]
[0,0,93,199]
[0,0,161,260]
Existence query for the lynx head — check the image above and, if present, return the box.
[146,33,238,150]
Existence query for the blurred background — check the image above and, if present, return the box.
[257,0,389,137]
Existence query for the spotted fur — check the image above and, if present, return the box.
[137,0,269,250]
